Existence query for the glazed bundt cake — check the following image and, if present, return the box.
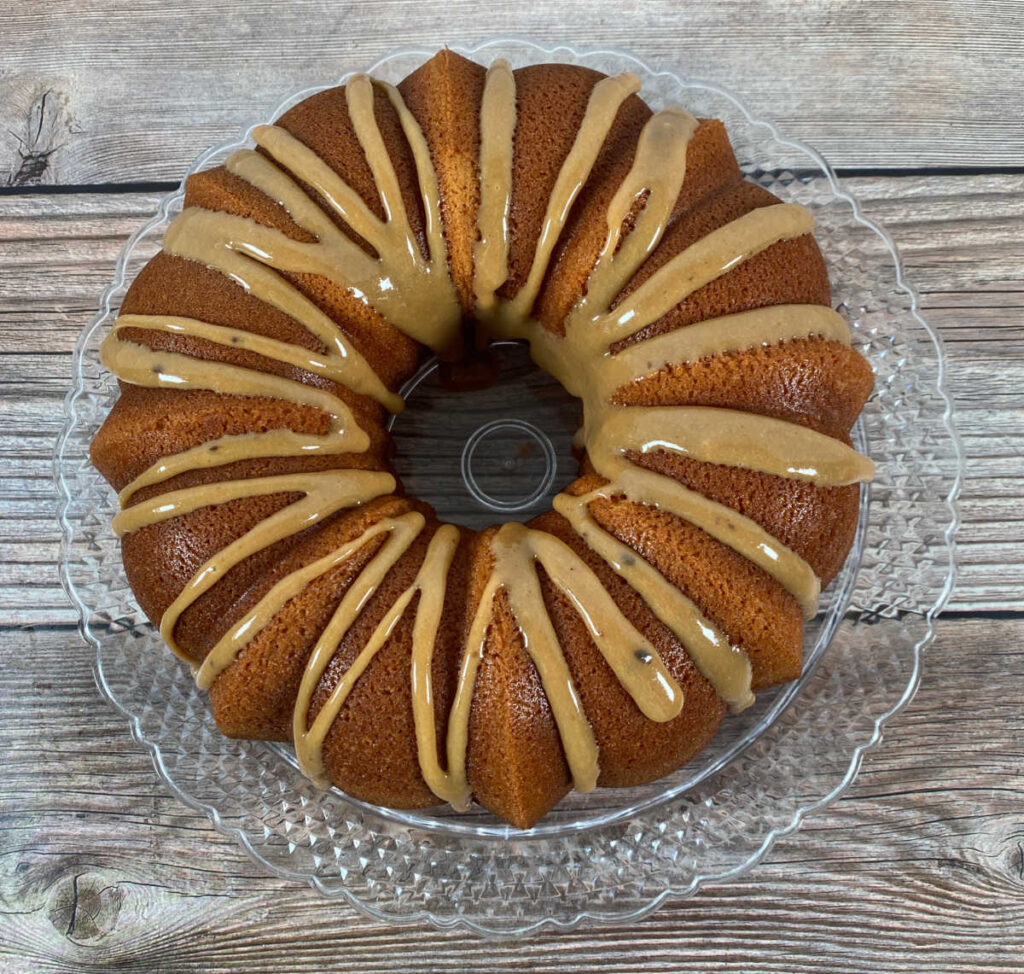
[90,50,875,829]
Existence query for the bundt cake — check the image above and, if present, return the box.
[90,50,875,829]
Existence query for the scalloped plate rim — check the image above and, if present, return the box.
[53,34,962,936]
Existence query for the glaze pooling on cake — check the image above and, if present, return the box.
[499,71,643,321]
[459,521,685,798]
[291,510,430,785]
[92,51,875,827]
[552,488,753,711]
[102,318,378,506]
[169,81,461,353]
[557,466,821,621]
[114,469,395,661]
[473,58,517,312]
[588,304,851,400]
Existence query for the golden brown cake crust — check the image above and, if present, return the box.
[90,49,874,829]
[399,49,487,312]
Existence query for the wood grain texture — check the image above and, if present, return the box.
[1,0,1024,187]
[2,2,1023,968]
[1,619,1022,972]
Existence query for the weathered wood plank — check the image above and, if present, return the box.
[1,0,1023,187]
[1,174,1019,621]
[1,617,1021,971]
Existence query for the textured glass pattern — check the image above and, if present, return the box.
[55,38,961,935]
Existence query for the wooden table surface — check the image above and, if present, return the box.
[1,2,1022,970]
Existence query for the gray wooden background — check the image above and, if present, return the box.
[1,1,1022,970]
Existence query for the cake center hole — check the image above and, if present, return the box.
[388,341,580,529]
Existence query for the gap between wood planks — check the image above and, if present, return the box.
[5,606,1021,640]
[5,165,1024,197]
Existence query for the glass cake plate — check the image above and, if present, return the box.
[54,38,962,935]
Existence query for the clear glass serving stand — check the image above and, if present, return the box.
[55,38,962,935]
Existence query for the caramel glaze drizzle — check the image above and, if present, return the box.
[168,74,461,354]
[473,58,518,313]
[100,61,875,812]
[453,523,685,799]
